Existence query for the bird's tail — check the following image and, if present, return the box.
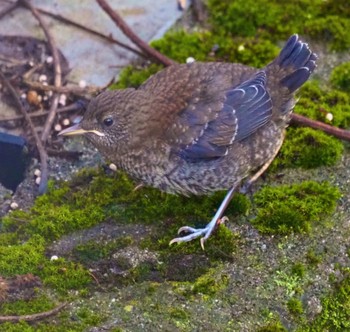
[272,34,317,93]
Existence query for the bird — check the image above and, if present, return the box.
[59,34,317,249]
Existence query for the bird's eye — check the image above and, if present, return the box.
[103,117,113,127]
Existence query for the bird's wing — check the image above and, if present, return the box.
[171,70,273,162]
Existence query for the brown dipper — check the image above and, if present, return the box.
[59,34,317,249]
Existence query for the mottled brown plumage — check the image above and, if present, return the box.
[60,35,317,247]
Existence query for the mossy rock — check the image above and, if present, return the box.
[330,62,350,93]
[208,0,350,51]
[273,127,343,171]
[252,181,341,235]
[299,269,350,331]
[295,81,350,129]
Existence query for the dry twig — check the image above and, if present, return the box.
[0,302,67,323]
[36,6,146,59]
[0,103,84,123]
[96,0,174,67]
[19,0,62,145]
[23,79,101,97]
[0,1,17,20]
[291,113,350,141]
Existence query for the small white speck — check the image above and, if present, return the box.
[28,60,34,67]
[34,169,41,177]
[54,123,62,132]
[10,202,18,210]
[39,74,47,82]
[109,163,117,171]
[59,94,67,106]
[326,113,333,121]
[62,118,70,126]
[50,255,59,261]
[78,80,87,88]
[35,177,41,185]
[238,44,245,52]
[46,56,53,64]
[21,93,26,99]
[186,57,195,64]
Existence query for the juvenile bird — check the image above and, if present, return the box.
[59,35,317,248]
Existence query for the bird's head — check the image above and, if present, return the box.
[59,89,137,151]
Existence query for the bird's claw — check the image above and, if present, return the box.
[169,216,228,249]
[169,227,209,249]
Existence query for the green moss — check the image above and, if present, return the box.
[272,127,343,171]
[208,0,350,51]
[274,270,303,297]
[252,181,341,235]
[305,16,350,51]
[112,63,163,89]
[0,235,46,277]
[190,267,229,296]
[300,270,350,331]
[291,263,306,278]
[257,322,287,332]
[152,30,279,68]
[75,306,106,326]
[295,81,350,129]
[151,30,216,63]
[330,62,350,93]
[168,307,190,320]
[40,258,91,294]
[287,297,304,316]
[306,249,323,267]
[0,295,54,316]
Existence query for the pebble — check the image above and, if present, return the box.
[109,163,117,171]
[34,169,41,177]
[62,118,70,126]
[35,177,41,185]
[326,113,333,121]
[46,56,53,64]
[50,255,59,261]
[10,202,19,210]
[27,90,40,105]
[54,123,62,132]
[39,74,47,82]
[186,57,195,64]
[79,80,87,88]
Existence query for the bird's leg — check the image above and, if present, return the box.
[169,186,236,250]
[169,140,283,249]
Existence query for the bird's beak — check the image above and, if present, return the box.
[58,123,105,137]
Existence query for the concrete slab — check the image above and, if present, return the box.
[0,0,185,86]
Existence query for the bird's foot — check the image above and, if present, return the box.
[169,216,228,250]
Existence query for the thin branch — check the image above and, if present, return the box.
[0,1,18,20]
[23,79,101,97]
[291,113,350,141]
[36,6,146,59]
[0,302,67,323]
[19,0,62,144]
[0,70,49,194]
[96,0,175,67]
[0,103,83,123]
